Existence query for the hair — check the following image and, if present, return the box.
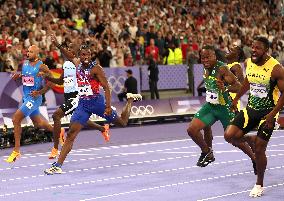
[79,44,91,53]
[253,36,270,50]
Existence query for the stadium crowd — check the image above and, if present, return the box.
[0,0,284,72]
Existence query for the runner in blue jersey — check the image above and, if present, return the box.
[44,44,142,175]
[6,45,54,163]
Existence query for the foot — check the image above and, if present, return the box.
[48,148,58,159]
[252,160,257,175]
[5,150,21,163]
[126,93,142,101]
[101,124,110,142]
[44,162,63,175]
[196,148,215,167]
[249,184,264,197]
[59,128,65,146]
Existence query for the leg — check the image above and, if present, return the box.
[12,109,25,152]
[118,92,126,102]
[86,120,104,132]
[57,122,83,165]
[203,126,213,148]
[31,114,53,132]
[113,98,134,127]
[149,80,155,99]
[255,137,268,186]
[51,108,65,149]
[154,81,159,99]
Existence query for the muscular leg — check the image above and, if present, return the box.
[187,118,209,153]
[57,122,83,165]
[86,120,104,132]
[12,110,25,152]
[203,126,213,148]
[52,108,65,149]
[113,98,134,127]
[254,137,268,186]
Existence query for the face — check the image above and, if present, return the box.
[200,49,216,69]
[79,48,92,66]
[251,40,267,64]
[27,45,39,61]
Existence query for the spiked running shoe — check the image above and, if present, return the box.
[59,128,65,146]
[126,93,142,101]
[249,184,264,197]
[196,148,215,167]
[44,162,63,175]
[48,148,58,159]
[5,151,21,163]
[101,124,110,142]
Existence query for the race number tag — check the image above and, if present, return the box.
[26,101,33,109]
[22,76,34,86]
[78,85,93,96]
[250,83,268,98]
[64,76,74,87]
[206,91,219,104]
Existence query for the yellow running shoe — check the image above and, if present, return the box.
[48,148,58,159]
[101,124,110,142]
[5,151,21,163]
[59,128,65,146]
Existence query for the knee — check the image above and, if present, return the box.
[224,130,234,143]
[187,125,199,138]
[52,111,62,122]
[12,115,21,125]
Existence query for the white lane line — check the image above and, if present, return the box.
[77,165,284,201]
[2,131,284,158]
[1,152,284,187]
[197,182,284,201]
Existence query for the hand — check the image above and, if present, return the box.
[216,79,225,91]
[104,106,112,116]
[37,71,48,78]
[11,73,22,80]
[30,90,41,98]
[263,112,275,129]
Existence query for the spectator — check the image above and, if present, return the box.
[97,41,112,67]
[117,69,138,102]
[148,57,159,99]
[145,38,159,63]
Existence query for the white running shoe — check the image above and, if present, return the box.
[126,93,142,101]
[249,184,264,197]
[44,162,63,175]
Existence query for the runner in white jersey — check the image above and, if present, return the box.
[41,43,110,159]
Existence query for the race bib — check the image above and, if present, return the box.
[78,85,93,96]
[22,76,34,86]
[206,91,219,104]
[26,101,33,109]
[250,83,268,98]
[64,76,75,87]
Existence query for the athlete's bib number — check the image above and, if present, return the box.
[22,76,34,86]
[206,91,219,104]
[26,101,33,109]
[78,85,93,96]
[250,83,268,98]
[64,76,75,87]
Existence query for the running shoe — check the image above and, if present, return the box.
[5,150,21,163]
[59,128,65,146]
[101,124,110,142]
[196,148,215,167]
[126,93,142,101]
[48,147,58,159]
[249,184,264,197]
[44,162,63,175]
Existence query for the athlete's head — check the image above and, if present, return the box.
[225,45,245,62]
[79,44,92,67]
[27,45,40,61]
[200,45,217,69]
[251,36,269,64]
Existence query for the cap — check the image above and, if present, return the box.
[125,69,133,74]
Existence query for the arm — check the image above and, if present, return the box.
[50,34,75,61]
[218,66,241,93]
[91,65,112,113]
[230,64,245,83]
[39,64,64,85]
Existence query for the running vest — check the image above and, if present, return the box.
[63,61,77,93]
[204,61,232,106]
[246,57,280,110]
[76,61,100,98]
[22,60,43,99]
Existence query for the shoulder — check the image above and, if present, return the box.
[272,64,284,79]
